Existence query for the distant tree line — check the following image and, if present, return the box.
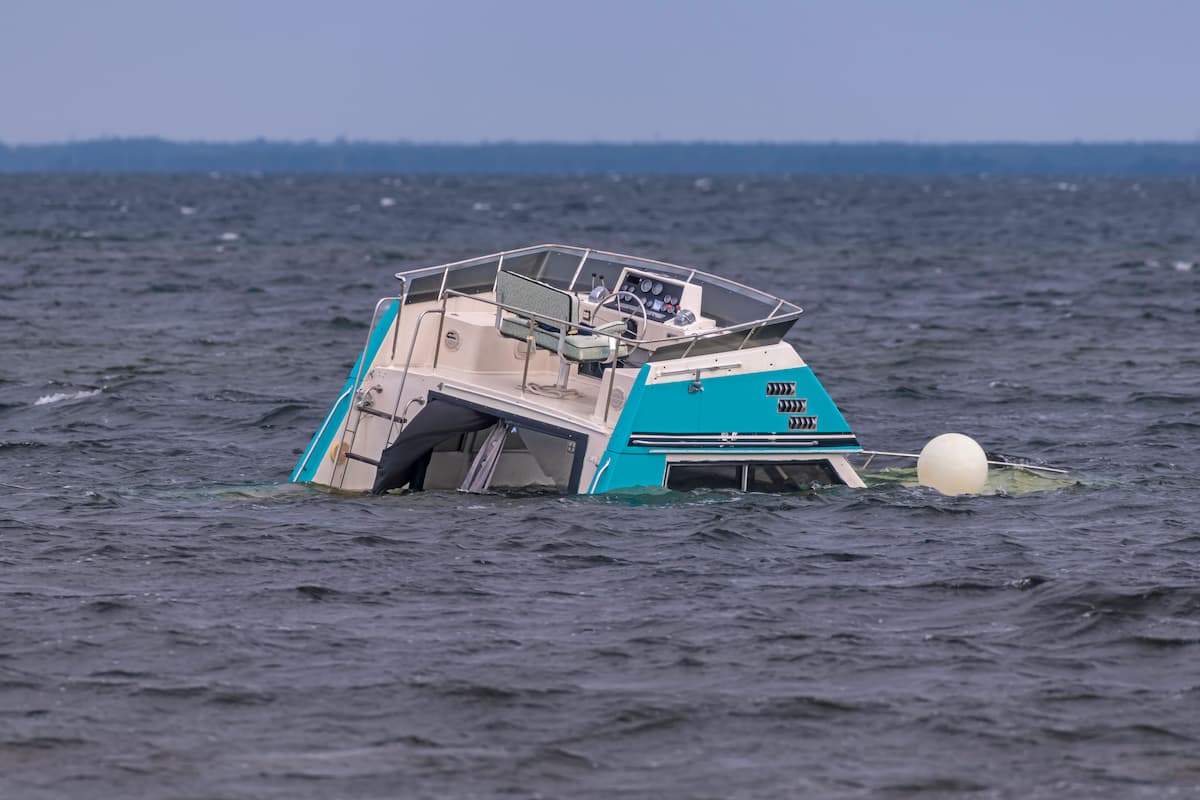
[1,138,1199,175]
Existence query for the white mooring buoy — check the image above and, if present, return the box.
[917,433,988,495]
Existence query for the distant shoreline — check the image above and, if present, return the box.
[2,138,1199,175]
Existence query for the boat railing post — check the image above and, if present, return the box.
[737,299,783,351]
[389,277,407,361]
[603,332,621,424]
[567,248,591,291]
[492,254,506,330]
[736,326,759,351]
[520,318,535,392]
[431,293,449,369]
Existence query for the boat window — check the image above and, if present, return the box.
[742,318,800,349]
[534,250,586,289]
[502,250,627,294]
[405,272,444,305]
[665,460,844,492]
[666,463,743,492]
[688,273,779,329]
[746,462,838,492]
[444,259,502,296]
[645,332,743,361]
[405,257,503,304]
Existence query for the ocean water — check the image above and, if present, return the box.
[1,174,1198,799]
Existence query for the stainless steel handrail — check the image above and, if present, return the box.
[396,245,805,358]
[395,243,803,314]
[389,276,408,361]
[331,295,401,488]
[383,307,447,447]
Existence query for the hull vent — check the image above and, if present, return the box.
[777,398,808,414]
[765,381,796,397]
[788,415,818,431]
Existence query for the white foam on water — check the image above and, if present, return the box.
[472,201,491,211]
[379,197,396,207]
[34,389,101,406]
[1172,261,1193,272]
[219,231,239,242]
[180,206,197,216]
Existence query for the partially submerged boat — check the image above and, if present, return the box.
[291,244,867,495]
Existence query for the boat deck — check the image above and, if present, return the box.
[383,308,634,431]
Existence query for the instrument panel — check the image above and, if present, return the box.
[605,270,686,322]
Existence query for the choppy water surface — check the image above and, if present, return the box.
[1,174,1198,798]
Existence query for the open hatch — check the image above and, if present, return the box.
[371,394,587,495]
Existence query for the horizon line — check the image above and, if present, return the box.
[4,136,1200,148]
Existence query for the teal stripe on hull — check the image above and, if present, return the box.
[592,363,858,493]
[290,300,399,483]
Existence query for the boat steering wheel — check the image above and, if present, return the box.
[604,289,649,342]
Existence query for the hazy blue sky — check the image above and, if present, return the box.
[2,0,1196,144]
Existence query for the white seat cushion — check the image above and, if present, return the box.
[499,315,631,363]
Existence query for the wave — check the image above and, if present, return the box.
[33,389,101,406]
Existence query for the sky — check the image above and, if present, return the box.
[1,0,1197,144]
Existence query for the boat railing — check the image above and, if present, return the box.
[394,243,803,318]
[450,288,800,354]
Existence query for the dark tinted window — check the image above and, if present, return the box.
[666,464,742,491]
[746,462,838,492]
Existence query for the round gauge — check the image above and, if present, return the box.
[652,282,664,296]
[664,294,675,305]
[639,278,653,293]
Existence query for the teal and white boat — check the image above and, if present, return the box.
[291,244,867,494]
